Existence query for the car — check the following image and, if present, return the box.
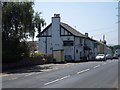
[106,54,113,60]
[95,54,106,61]
[113,54,118,59]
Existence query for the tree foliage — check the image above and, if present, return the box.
[109,45,120,54]
[2,2,46,63]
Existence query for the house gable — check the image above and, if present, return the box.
[37,22,87,38]
[60,26,73,36]
[60,23,86,38]
[36,23,52,37]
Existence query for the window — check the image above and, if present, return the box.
[63,41,73,46]
[94,42,97,48]
[80,38,82,46]
[76,49,78,54]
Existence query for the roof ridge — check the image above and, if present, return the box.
[60,22,86,37]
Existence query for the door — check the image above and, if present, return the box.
[75,48,80,61]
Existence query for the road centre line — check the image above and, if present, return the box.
[102,62,107,65]
[0,74,12,77]
[25,73,34,77]
[34,72,43,74]
[9,77,18,80]
[93,65,100,68]
[44,75,70,86]
[77,68,90,74]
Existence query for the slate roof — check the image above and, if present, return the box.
[60,22,86,38]
[36,22,86,38]
[36,22,103,45]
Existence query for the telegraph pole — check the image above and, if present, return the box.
[118,1,120,45]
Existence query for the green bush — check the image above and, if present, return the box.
[2,39,30,63]
[33,52,44,57]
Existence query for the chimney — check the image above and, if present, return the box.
[85,33,88,37]
[52,14,60,30]
[52,14,60,35]
[52,14,60,21]
[91,36,93,39]
[54,14,60,17]
[51,14,63,50]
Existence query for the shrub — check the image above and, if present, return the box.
[32,52,44,57]
[44,54,53,63]
[2,40,30,63]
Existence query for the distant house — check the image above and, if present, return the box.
[114,49,120,57]
[96,40,112,55]
[36,14,108,62]
[105,46,112,55]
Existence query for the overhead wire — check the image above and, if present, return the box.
[87,25,117,32]
[92,29,117,37]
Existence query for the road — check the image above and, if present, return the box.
[2,59,119,89]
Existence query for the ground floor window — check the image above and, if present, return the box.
[63,41,73,46]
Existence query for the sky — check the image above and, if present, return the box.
[33,1,118,45]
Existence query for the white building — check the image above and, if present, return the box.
[37,14,98,61]
[105,46,112,55]
[114,49,120,57]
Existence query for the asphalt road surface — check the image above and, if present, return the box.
[2,59,119,89]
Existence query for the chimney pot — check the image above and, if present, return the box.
[54,14,60,17]
[85,33,88,37]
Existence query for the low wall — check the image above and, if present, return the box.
[2,57,45,71]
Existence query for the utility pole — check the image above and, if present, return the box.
[103,35,105,54]
[118,1,120,45]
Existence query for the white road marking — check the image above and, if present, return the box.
[42,69,52,72]
[93,65,100,68]
[77,69,90,74]
[35,72,43,74]
[44,75,70,86]
[0,74,12,77]
[54,68,58,69]
[9,77,18,80]
[102,62,107,65]
[25,73,34,77]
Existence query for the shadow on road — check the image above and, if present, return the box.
[3,59,117,75]
[2,65,52,74]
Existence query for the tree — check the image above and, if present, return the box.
[2,2,46,63]
[31,12,46,41]
[30,12,46,56]
[109,45,120,55]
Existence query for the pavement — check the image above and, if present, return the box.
[1,62,80,77]
[1,59,119,88]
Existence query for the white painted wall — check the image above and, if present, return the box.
[38,36,53,55]
[38,14,101,61]
[51,16,63,51]
[61,36,74,60]
[38,37,46,54]
[74,37,83,61]
[61,28,65,35]
[84,38,97,60]
[47,37,52,54]
[47,26,52,36]
[104,46,112,55]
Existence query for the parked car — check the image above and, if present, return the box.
[95,54,106,61]
[106,54,113,60]
[113,54,118,59]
